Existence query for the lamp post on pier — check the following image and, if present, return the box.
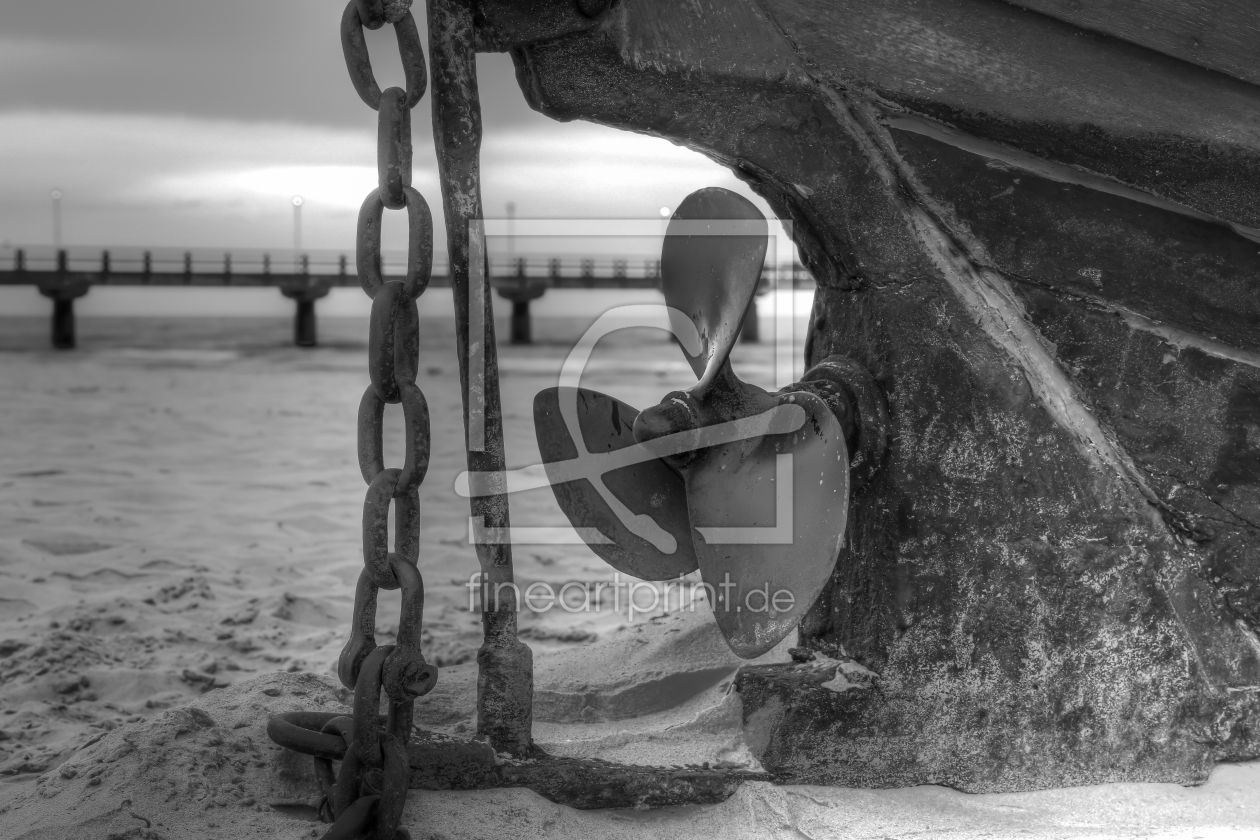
[291,195,303,270]
[507,201,516,258]
[51,189,63,251]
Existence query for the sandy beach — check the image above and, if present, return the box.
[0,310,798,776]
[2,312,1259,839]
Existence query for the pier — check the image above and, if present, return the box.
[0,247,811,348]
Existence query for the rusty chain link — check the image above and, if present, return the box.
[269,2,436,838]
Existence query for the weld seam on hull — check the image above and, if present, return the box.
[884,110,1260,246]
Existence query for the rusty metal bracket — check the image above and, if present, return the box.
[271,715,769,810]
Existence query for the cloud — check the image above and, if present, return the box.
[0,36,119,73]
[0,110,783,258]
[0,2,542,129]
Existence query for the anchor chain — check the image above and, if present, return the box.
[268,1,436,838]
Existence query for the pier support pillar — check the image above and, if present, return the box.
[510,299,532,344]
[295,298,318,346]
[38,280,91,350]
[280,281,333,348]
[494,278,549,345]
[51,298,76,349]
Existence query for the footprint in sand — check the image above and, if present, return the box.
[22,538,116,556]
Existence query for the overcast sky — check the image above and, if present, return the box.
[0,0,776,262]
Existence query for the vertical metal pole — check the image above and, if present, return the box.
[506,200,516,258]
[51,189,62,250]
[292,195,303,263]
[430,0,533,756]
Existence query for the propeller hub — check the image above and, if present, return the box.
[633,391,701,467]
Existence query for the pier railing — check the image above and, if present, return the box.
[0,246,815,347]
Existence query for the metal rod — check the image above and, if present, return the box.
[292,195,304,259]
[429,0,533,756]
[507,200,516,257]
[51,189,62,250]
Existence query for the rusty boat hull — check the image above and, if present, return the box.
[467,0,1260,791]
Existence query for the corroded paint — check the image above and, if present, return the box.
[483,0,1260,790]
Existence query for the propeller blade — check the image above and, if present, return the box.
[534,386,698,581]
[683,391,849,658]
[661,188,768,394]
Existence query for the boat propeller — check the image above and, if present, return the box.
[534,187,888,658]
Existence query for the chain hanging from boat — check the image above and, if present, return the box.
[268,0,437,837]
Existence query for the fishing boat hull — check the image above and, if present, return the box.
[481,0,1260,791]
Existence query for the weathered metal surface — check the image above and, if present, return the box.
[629,192,851,657]
[356,186,434,300]
[530,189,879,658]
[269,2,440,836]
[499,0,1260,791]
[759,0,1260,232]
[268,712,351,761]
[680,388,850,658]
[659,188,767,391]
[340,0,427,109]
[779,356,891,493]
[429,0,534,757]
[405,731,768,808]
[889,123,1260,355]
[471,0,607,52]
[534,386,698,580]
[884,118,1260,647]
[550,189,857,658]
[1004,0,1260,88]
[270,712,766,810]
[378,87,414,210]
[1013,286,1260,678]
